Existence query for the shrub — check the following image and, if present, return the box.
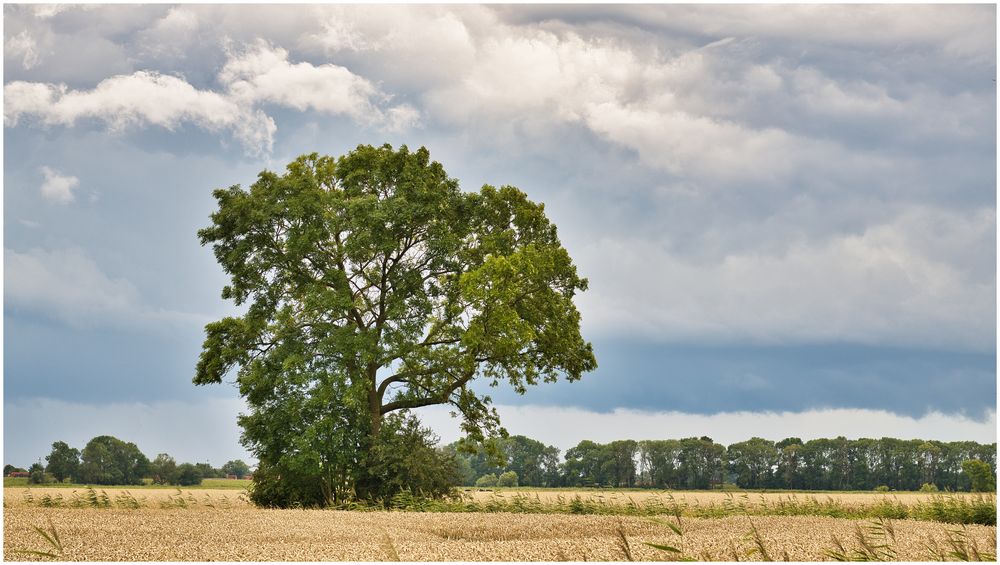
[476,474,499,488]
[874,485,890,492]
[355,413,460,503]
[249,412,459,508]
[28,463,48,484]
[175,463,203,486]
[920,483,939,493]
[498,471,519,487]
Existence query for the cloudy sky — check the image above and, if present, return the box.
[4,4,996,467]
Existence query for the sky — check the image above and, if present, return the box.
[3,4,997,467]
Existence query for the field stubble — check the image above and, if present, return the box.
[4,505,997,561]
[4,488,996,561]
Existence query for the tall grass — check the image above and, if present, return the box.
[362,489,996,526]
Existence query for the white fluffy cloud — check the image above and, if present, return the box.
[219,40,418,131]
[418,404,998,453]
[4,247,206,331]
[4,71,277,156]
[39,166,79,203]
[3,39,419,155]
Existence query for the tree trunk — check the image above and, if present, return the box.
[369,388,382,439]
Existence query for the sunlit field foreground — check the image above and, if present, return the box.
[4,488,996,561]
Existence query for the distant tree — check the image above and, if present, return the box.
[175,463,204,486]
[562,440,605,487]
[677,437,725,489]
[728,438,778,489]
[442,446,478,486]
[28,463,47,484]
[500,435,561,487]
[497,471,519,487]
[221,460,251,479]
[776,437,803,450]
[605,440,638,488]
[475,473,498,488]
[195,462,220,479]
[962,460,996,492]
[44,441,80,483]
[150,454,178,485]
[77,436,150,485]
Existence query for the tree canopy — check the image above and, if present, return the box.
[45,441,80,483]
[195,143,596,505]
[77,436,149,486]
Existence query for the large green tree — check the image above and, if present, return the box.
[44,441,80,483]
[195,144,596,505]
[76,436,149,486]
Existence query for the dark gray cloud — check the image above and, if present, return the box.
[476,341,996,419]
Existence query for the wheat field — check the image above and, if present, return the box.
[4,505,996,561]
[4,488,996,561]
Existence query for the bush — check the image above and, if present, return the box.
[920,482,939,493]
[247,461,329,508]
[497,471,519,487]
[475,473,499,488]
[28,463,47,484]
[356,413,460,502]
[874,485,890,492]
[249,412,459,508]
[175,463,203,486]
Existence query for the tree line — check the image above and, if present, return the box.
[446,435,997,492]
[5,436,252,487]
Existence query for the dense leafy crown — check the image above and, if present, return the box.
[195,144,596,444]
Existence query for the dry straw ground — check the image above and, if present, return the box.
[4,488,996,561]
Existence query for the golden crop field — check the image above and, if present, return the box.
[4,488,996,561]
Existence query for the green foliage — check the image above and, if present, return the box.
[355,412,460,502]
[921,482,940,493]
[175,463,204,486]
[195,462,222,479]
[150,453,178,485]
[875,485,891,492]
[913,494,997,526]
[76,435,149,485]
[44,442,80,483]
[475,474,498,488]
[249,412,457,507]
[497,471,519,487]
[962,460,996,492]
[246,461,329,508]
[221,459,251,479]
[447,435,561,487]
[28,463,48,484]
[196,143,595,503]
[728,437,778,489]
